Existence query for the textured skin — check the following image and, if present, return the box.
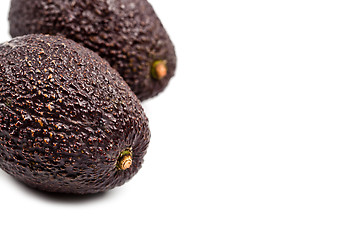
[0,34,150,194]
[9,0,177,101]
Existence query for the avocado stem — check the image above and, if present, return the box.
[151,60,167,80]
[119,155,132,170]
[117,148,133,170]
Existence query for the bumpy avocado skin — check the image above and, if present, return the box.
[9,0,177,101]
[0,34,150,194]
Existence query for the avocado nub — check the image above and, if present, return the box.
[9,0,177,101]
[0,34,151,194]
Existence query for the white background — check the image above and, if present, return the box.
[0,0,360,239]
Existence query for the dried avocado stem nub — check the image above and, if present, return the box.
[151,60,167,80]
[117,149,133,170]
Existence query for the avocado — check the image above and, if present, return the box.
[9,0,177,101]
[0,34,151,194]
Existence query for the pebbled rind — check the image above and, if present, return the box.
[0,34,150,194]
[9,0,177,101]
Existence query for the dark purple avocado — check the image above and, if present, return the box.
[0,34,150,194]
[9,0,177,101]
